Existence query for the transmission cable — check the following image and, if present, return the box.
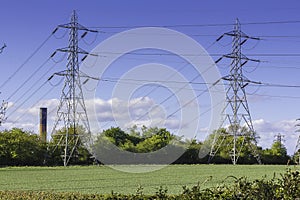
[93,51,300,57]
[99,40,218,129]
[247,93,300,99]
[257,82,300,88]
[132,61,217,124]
[6,57,51,101]
[0,32,55,90]
[9,61,58,106]
[89,19,300,30]
[11,84,57,125]
[6,80,50,119]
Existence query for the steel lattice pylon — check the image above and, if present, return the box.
[0,44,7,126]
[0,100,7,126]
[294,119,300,165]
[294,136,300,165]
[51,11,96,166]
[209,19,262,165]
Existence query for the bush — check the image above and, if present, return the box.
[0,128,47,166]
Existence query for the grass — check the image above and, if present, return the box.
[0,164,298,194]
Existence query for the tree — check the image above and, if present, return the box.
[0,128,46,166]
[48,126,93,165]
[93,126,181,164]
[134,127,175,153]
[102,127,129,146]
[97,126,176,153]
[262,140,290,164]
[271,141,287,157]
[207,126,261,164]
[174,139,205,164]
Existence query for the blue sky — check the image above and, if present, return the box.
[0,0,300,155]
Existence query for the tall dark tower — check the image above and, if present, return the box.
[39,107,47,142]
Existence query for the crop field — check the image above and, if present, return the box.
[0,165,298,194]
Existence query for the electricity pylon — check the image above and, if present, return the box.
[274,133,284,148]
[0,100,7,126]
[50,11,97,166]
[209,19,262,165]
[294,136,300,165]
[0,44,7,126]
[294,119,300,165]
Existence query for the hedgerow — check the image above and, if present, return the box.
[0,169,299,200]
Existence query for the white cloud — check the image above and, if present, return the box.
[2,121,36,132]
[253,119,297,134]
[3,97,185,137]
[86,97,156,122]
[124,118,184,131]
[252,119,298,155]
[89,97,185,132]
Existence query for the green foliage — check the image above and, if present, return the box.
[95,126,176,154]
[207,126,261,164]
[102,127,129,146]
[0,169,298,200]
[175,139,207,164]
[92,126,182,164]
[135,127,175,153]
[262,141,289,164]
[0,128,46,166]
[0,126,294,166]
[271,141,288,156]
[206,126,294,165]
[48,126,93,165]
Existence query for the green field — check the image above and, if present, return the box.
[0,165,298,194]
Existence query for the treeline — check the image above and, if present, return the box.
[93,126,294,165]
[0,126,298,166]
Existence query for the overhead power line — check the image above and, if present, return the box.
[6,80,49,119]
[242,20,300,25]
[249,93,300,100]
[10,62,59,107]
[89,19,300,29]
[10,84,57,125]
[259,83,300,88]
[99,77,300,89]
[0,32,55,91]
[6,58,52,101]
[92,51,300,57]
[98,30,300,39]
